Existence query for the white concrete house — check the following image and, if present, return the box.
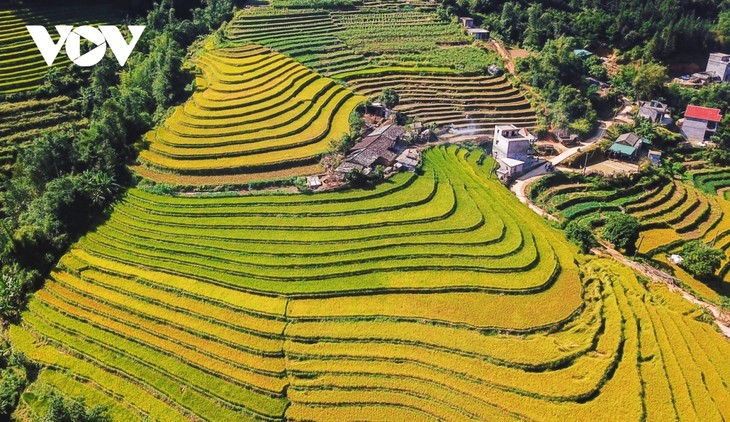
[706,53,730,82]
[493,125,535,178]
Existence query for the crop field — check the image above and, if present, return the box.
[223,6,535,139]
[0,5,123,94]
[691,167,730,198]
[348,72,537,139]
[135,44,365,185]
[532,173,730,298]
[12,146,730,420]
[0,96,86,175]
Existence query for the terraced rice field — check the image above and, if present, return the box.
[225,6,535,141]
[533,173,730,298]
[15,146,730,420]
[0,96,86,175]
[135,44,365,185]
[691,167,730,198]
[348,72,537,139]
[0,5,123,94]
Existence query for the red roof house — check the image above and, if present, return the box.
[685,105,722,122]
[681,105,723,141]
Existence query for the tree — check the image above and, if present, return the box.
[681,240,724,279]
[565,221,595,253]
[632,63,668,100]
[44,393,111,422]
[602,213,640,251]
[379,88,400,109]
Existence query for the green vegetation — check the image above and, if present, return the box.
[565,220,595,253]
[603,213,640,252]
[441,0,724,61]
[681,240,725,279]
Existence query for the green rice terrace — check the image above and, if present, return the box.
[225,5,536,140]
[530,171,730,302]
[15,146,730,420]
[0,5,124,94]
[0,4,122,179]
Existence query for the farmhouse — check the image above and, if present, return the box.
[637,100,669,124]
[335,123,405,180]
[608,132,646,160]
[466,27,490,40]
[458,17,474,28]
[493,124,536,177]
[648,150,662,166]
[706,52,730,82]
[681,105,722,142]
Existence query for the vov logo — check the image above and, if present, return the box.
[26,25,146,67]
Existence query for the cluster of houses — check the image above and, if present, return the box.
[676,53,730,86]
[458,17,489,41]
[334,123,419,182]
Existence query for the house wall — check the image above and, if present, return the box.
[681,117,709,141]
[493,138,530,162]
[706,55,730,82]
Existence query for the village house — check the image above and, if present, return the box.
[706,52,730,82]
[335,123,405,181]
[648,150,662,166]
[681,105,723,142]
[466,27,490,40]
[608,132,647,160]
[637,100,670,124]
[458,17,474,28]
[492,124,536,178]
[458,16,489,40]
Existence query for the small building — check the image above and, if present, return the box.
[573,49,593,59]
[706,52,730,82]
[493,124,536,178]
[637,100,669,124]
[554,127,579,146]
[487,64,501,76]
[306,176,322,189]
[690,71,719,85]
[395,148,419,171]
[609,132,646,160]
[466,27,490,40]
[681,105,723,142]
[335,123,405,181]
[459,17,474,28]
[366,102,391,119]
[648,150,662,166]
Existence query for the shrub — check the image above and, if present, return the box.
[565,221,595,253]
[680,240,724,279]
[602,213,640,252]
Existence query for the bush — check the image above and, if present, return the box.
[44,393,111,422]
[680,240,724,279]
[565,221,595,253]
[602,213,640,252]
[379,88,400,109]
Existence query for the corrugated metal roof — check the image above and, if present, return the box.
[685,105,722,122]
[609,143,637,155]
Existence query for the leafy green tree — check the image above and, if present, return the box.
[632,62,668,100]
[0,368,26,417]
[379,88,400,109]
[44,393,111,422]
[499,2,523,44]
[602,213,640,251]
[565,221,595,253]
[681,240,724,279]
